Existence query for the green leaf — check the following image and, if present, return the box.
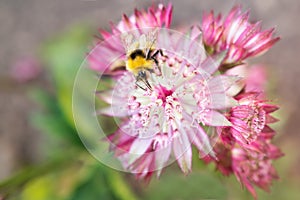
[29,89,83,147]
[105,170,139,200]
[40,25,92,128]
[21,176,61,200]
[0,153,75,198]
[68,166,114,200]
[68,163,138,200]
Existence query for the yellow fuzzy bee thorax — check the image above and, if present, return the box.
[126,55,154,75]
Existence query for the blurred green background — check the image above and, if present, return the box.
[0,0,299,199]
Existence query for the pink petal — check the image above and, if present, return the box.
[209,94,237,109]
[173,131,192,174]
[208,75,241,93]
[128,138,153,164]
[201,51,227,75]
[188,125,215,158]
[155,143,172,177]
[205,110,232,126]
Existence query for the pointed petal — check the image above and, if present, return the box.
[265,114,279,124]
[208,75,241,94]
[188,125,215,158]
[164,3,173,27]
[205,110,231,126]
[209,94,238,109]
[262,104,279,113]
[128,138,153,164]
[201,51,227,74]
[155,143,172,177]
[173,132,192,174]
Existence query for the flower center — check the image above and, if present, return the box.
[250,107,266,134]
[155,85,174,106]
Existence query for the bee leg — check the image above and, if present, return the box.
[151,49,164,73]
[152,57,159,66]
[136,71,152,91]
[158,49,164,56]
[135,79,152,91]
[142,78,152,90]
[135,80,146,91]
[146,68,154,73]
[151,49,164,59]
[151,51,159,65]
[151,57,161,75]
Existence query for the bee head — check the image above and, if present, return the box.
[137,70,147,78]
[130,49,145,59]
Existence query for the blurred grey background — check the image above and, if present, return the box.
[0,0,299,180]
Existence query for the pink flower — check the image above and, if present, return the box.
[203,91,282,198]
[98,29,238,178]
[201,6,280,65]
[204,137,282,199]
[10,57,41,83]
[88,3,283,197]
[225,64,268,98]
[245,65,267,99]
[232,140,283,199]
[203,140,233,176]
[222,92,279,146]
[88,3,173,75]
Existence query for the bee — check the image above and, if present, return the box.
[121,29,163,90]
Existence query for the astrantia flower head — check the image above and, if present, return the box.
[201,6,280,66]
[11,57,41,83]
[232,140,283,199]
[86,2,283,198]
[98,28,238,178]
[205,138,283,199]
[203,139,233,176]
[88,3,173,75]
[222,92,279,146]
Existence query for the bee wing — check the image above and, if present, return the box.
[120,32,137,55]
[138,34,147,50]
[121,29,158,56]
[144,28,159,56]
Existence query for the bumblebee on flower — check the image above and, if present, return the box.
[120,28,164,90]
[87,3,282,198]
[98,27,236,177]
